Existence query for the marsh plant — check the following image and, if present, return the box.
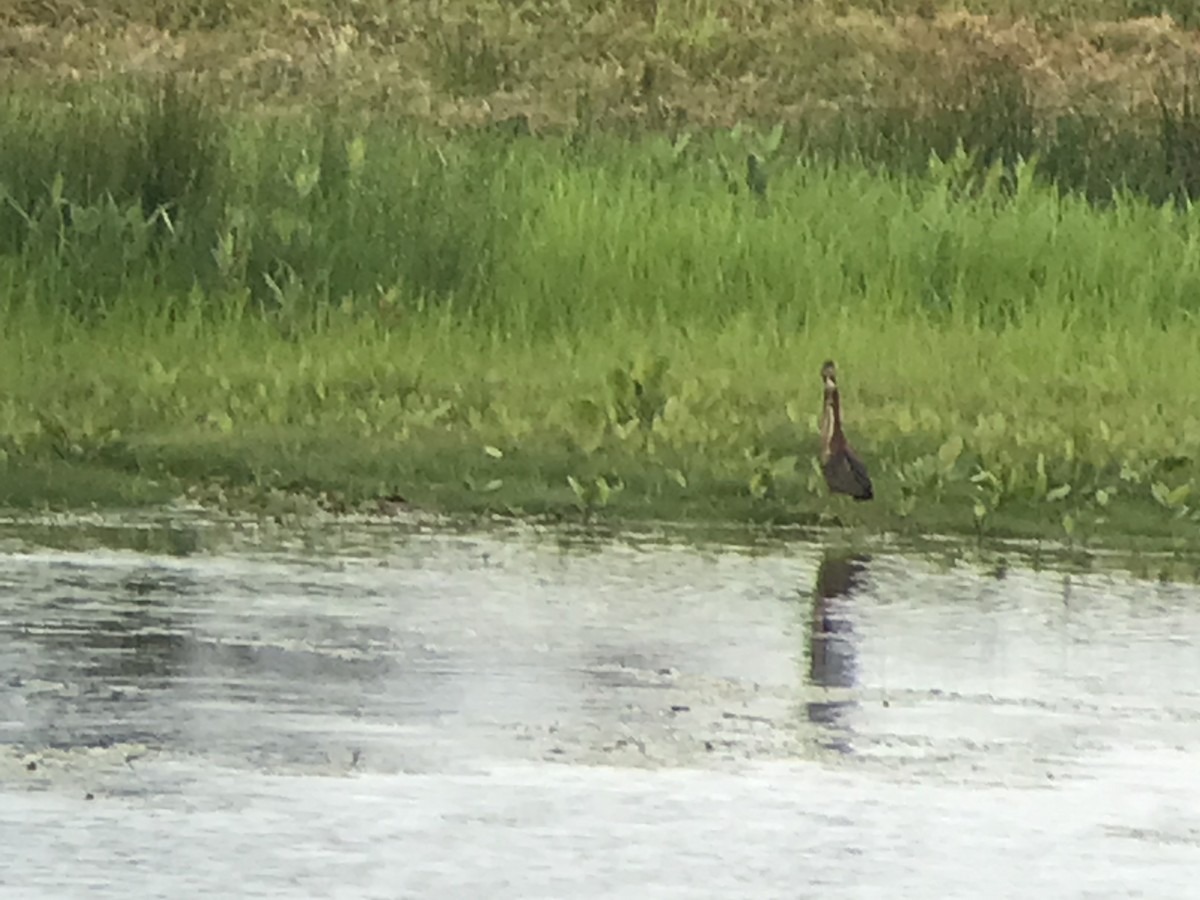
[0,80,1197,544]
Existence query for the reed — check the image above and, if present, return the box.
[0,81,1196,543]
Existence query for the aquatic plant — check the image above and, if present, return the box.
[0,83,1196,545]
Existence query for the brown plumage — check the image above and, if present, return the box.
[819,360,873,501]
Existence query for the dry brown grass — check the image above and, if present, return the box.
[4,1,1200,129]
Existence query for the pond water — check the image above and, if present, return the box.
[1,512,1198,898]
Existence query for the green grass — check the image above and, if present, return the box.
[0,83,1198,548]
[8,1,1200,208]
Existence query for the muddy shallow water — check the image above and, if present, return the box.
[1,513,1198,898]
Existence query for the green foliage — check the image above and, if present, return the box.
[0,81,1196,545]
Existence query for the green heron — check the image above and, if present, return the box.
[819,360,873,501]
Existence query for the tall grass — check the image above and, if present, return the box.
[6,82,1200,330]
[0,80,1197,540]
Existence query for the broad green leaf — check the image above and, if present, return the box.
[1046,484,1071,502]
[346,136,367,175]
[937,435,963,471]
[748,470,769,499]
[1006,463,1022,494]
[1167,484,1192,507]
[970,468,999,488]
[567,475,585,500]
[763,123,784,154]
[1151,481,1170,506]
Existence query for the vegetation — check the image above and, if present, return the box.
[8,0,1200,203]
[0,2,1198,547]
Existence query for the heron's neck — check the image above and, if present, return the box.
[820,386,842,450]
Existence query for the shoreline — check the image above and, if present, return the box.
[0,38,1197,550]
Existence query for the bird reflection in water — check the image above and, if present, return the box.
[806,550,869,753]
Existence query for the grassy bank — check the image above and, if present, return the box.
[0,84,1198,546]
[9,3,1200,204]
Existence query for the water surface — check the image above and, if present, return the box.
[2,513,1198,898]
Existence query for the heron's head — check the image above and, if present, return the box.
[820,360,838,389]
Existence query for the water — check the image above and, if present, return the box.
[2,512,1198,898]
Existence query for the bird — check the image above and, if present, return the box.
[819,360,873,501]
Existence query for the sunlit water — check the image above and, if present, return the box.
[1,514,1198,898]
